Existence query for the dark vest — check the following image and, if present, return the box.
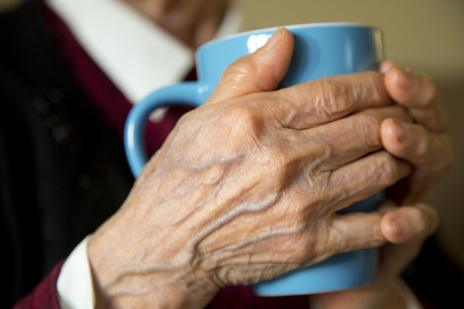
[0,1,133,305]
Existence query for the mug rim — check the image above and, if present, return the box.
[199,22,381,52]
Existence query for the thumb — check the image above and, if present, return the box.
[207,28,294,104]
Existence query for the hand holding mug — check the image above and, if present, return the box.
[87,29,433,308]
[124,24,392,296]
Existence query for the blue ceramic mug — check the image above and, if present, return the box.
[124,23,385,296]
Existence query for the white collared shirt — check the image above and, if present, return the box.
[45,0,241,308]
[46,0,241,104]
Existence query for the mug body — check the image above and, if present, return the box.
[196,23,383,96]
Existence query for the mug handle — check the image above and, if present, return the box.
[124,81,207,177]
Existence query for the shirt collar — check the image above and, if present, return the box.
[46,0,241,104]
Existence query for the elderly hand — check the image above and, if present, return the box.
[87,29,430,308]
[310,61,453,308]
[379,61,454,202]
[311,200,439,309]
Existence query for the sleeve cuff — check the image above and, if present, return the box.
[57,236,95,309]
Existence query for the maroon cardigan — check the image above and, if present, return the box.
[14,2,310,308]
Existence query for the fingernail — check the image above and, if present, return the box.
[264,28,284,51]
[385,213,406,242]
[389,218,404,240]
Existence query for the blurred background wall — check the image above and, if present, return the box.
[0,0,19,10]
[237,0,464,268]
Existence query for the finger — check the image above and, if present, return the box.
[381,203,439,244]
[381,60,448,132]
[270,71,393,130]
[378,241,423,277]
[408,106,448,133]
[381,118,454,172]
[381,60,438,109]
[376,201,439,276]
[326,201,399,253]
[207,28,294,105]
[305,106,412,171]
[326,151,411,213]
[382,118,454,202]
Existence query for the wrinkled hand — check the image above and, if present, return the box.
[312,200,439,309]
[311,62,452,308]
[380,61,454,202]
[88,29,419,309]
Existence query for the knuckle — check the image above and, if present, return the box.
[361,112,382,133]
[312,79,353,118]
[326,223,347,253]
[293,231,318,264]
[222,105,262,136]
[223,58,258,87]
[259,135,313,185]
[365,218,386,247]
[262,145,300,187]
[275,87,317,129]
[357,113,382,149]
[260,148,288,180]
[364,72,385,102]
[376,153,400,186]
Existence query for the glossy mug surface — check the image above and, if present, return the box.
[124,23,385,296]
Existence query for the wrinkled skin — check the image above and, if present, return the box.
[87,26,452,309]
[311,61,453,308]
[381,61,453,203]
